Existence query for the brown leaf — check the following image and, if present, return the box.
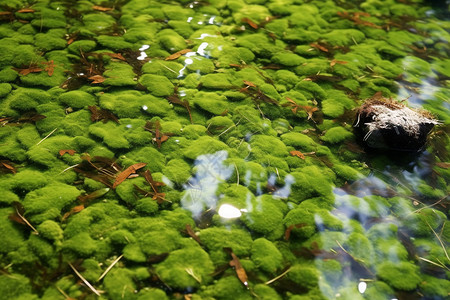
[242,17,258,29]
[243,80,257,87]
[17,8,35,13]
[13,66,43,76]
[310,42,329,52]
[226,249,249,288]
[88,106,119,123]
[59,149,77,156]
[113,163,147,189]
[330,59,348,67]
[165,49,193,61]
[436,162,450,169]
[103,52,126,61]
[185,224,202,245]
[290,150,305,160]
[88,75,106,84]
[0,11,13,16]
[1,161,17,174]
[92,5,113,11]
[62,204,85,220]
[284,223,307,240]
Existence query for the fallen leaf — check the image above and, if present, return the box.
[92,5,113,11]
[330,59,348,67]
[185,224,202,245]
[12,66,43,76]
[62,204,85,220]
[243,80,257,87]
[165,49,193,61]
[113,162,147,189]
[242,17,258,29]
[436,162,450,169]
[290,150,305,159]
[310,42,329,52]
[41,60,56,76]
[88,75,106,84]
[284,223,307,240]
[1,161,16,174]
[17,8,35,13]
[225,248,249,288]
[59,149,77,156]
[103,52,126,61]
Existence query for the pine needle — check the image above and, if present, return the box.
[185,268,201,283]
[417,256,450,271]
[59,164,80,175]
[97,254,123,281]
[36,128,58,146]
[15,207,39,235]
[426,220,450,262]
[69,262,101,296]
[265,267,291,285]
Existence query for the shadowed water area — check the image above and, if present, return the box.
[0,0,449,299]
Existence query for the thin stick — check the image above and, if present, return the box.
[234,163,239,186]
[15,207,39,235]
[36,128,57,146]
[265,267,291,285]
[185,268,201,283]
[55,285,71,299]
[98,254,124,281]
[69,262,101,296]
[59,164,79,175]
[417,257,450,271]
[426,220,450,262]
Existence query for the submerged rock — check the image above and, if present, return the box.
[354,96,439,151]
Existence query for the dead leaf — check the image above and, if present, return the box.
[330,59,348,67]
[165,49,193,61]
[1,161,16,174]
[62,204,85,220]
[103,52,126,61]
[113,162,147,189]
[242,17,258,29]
[88,75,106,84]
[227,249,249,288]
[243,80,257,87]
[92,5,114,11]
[59,149,77,156]
[290,150,305,159]
[17,8,35,13]
[12,66,43,76]
[310,42,329,52]
[436,162,450,169]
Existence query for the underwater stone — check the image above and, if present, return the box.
[354,97,439,151]
[251,238,283,273]
[155,246,214,290]
[377,261,421,291]
[139,74,174,97]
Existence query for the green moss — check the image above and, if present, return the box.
[280,132,317,152]
[0,208,26,254]
[403,208,447,237]
[139,74,174,97]
[34,29,66,51]
[315,259,342,284]
[320,126,353,144]
[135,197,159,215]
[125,146,166,173]
[31,8,66,29]
[157,29,187,52]
[251,238,283,273]
[253,284,282,300]
[183,136,229,160]
[0,67,18,82]
[199,73,235,89]
[0,82,11,97]
[103,268,137,300]
[89,122,130,149]
[103,62,137,86]
[289,165,335,202]
[322,29,365,46]
[242,195,284,239]
[0,274,32,299]
[377,261,421,291]
[294,80,327,100]
[142,60,184,79]
[363,281,395,300]
[155,246,214,289]
[62,231,98,257]
[201,275,252,300]
[67,40,97,54]
[7,87,52,111]
[236,33,283,58]
[250,135,287,157]
[162,158,191,185]
[287,264,319,289]
[11,169,47,191]
[200,227,252,257]
[96,35,134,51]
[419,275,450,298]
[137,288,169,300]
[22,182,80,223]
[59,90,96,109]
[272,52,306,67]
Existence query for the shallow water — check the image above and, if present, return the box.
[0,0,449,299]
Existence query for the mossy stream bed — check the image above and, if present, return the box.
[0,0,449,299]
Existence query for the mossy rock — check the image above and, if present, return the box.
[59,90,96,109]
[250,135,288,157]
[22,182,81,223]
[139,74,174,97]
[103,62,137,86]
[320,126,353,144]
[183,136,230,160]
[155,246,214,290]
[103,268,137,300]
[62,232,98,257]
[377,261,421,291]
[251,238,283,273]
[0,208,26,254]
